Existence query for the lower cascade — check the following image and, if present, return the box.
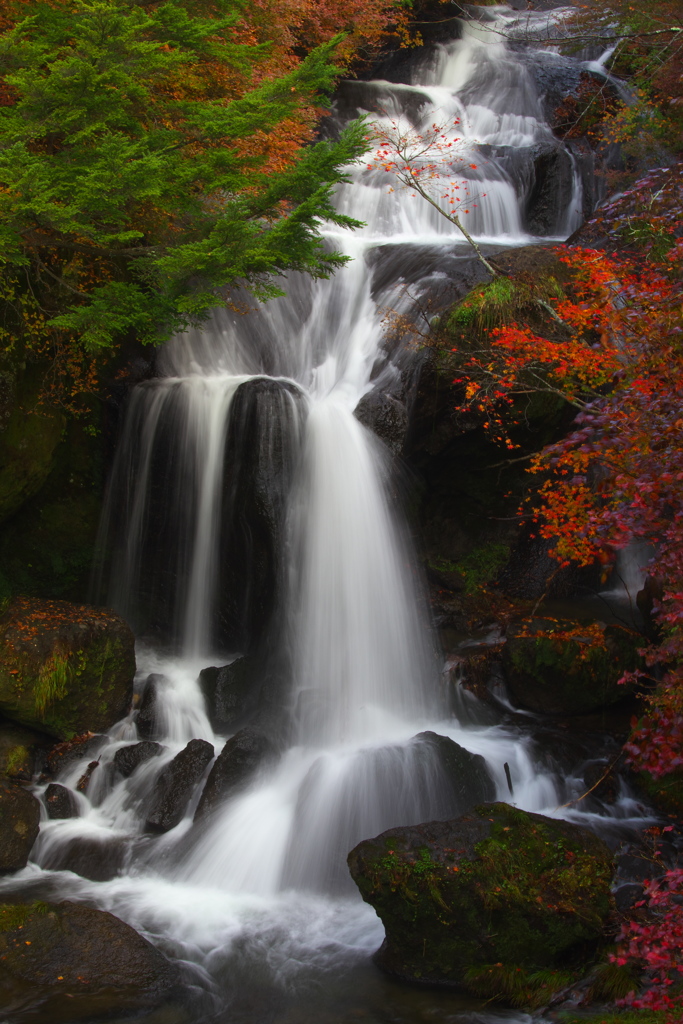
[0,6,655,1022]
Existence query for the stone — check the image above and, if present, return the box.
[38,835,126,882]
[218,378,307,652]
[347,802,613,990]
[145,738,214,833]
[113,740,164,777]
[354,389,409,456]
[0,779,40,872]
[503,620,639,715]
[197,658,253,733]
[413,731,495,813]
[44,732,107,778]
[195,728,275,821]
[44,782,77,820]
[137,673,165,739]
[0,901,180,1020]
[0,597,135,739]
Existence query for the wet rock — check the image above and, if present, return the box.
[633,766,683,817]
[113,740,164,777]
[44,783,77,820]
[44,732,107,779]
[525,145,577,237]
[0,779,40,872]
[582,760,619,804]
[503,620,640,715]
[145,738,214,833]
[0,597,135,739]
[354,390,409,456]
[348,802,613,989]
[38,835,126,882]
[218,378,307,652]
[137,673,166,739]
[198,658,253,733]
[195,728,275,821]
[414,732,495,812]
[0,901,180,1020]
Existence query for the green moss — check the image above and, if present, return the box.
[447,275,564,343]
[351,803,613,992]
[4,744,30,777]
[454,542,510,593]
[0,902,48,932]
[34,650,70,716]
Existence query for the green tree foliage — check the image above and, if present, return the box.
[0,0,367,400]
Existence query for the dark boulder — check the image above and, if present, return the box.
[525,145,577,237]
[414,731,495,812]
[145,738,214,833]
[0,901,180,1021]
[198,657,253,733]
[44,783,77,820]
[38,835,126,882]
[45,733,107,779]
[0,780,40,872]
[113,740,164,778]
[354,390,409,456]
[348,802,613,991]
[136,673,165,739]
[217,378,306,652]
[195,728,275,821]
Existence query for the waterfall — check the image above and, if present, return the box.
[4,8,643,1019]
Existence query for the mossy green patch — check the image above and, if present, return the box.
[635,767,683,818]
[0,902,48,932]
[348,803,614,996]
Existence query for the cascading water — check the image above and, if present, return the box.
[1,8,650,1022]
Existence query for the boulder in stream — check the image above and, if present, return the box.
[44,782,78,820]
[198,657,253,733]
[0,779,40,872]
[414,731,495,811]
[145,738,214,833]
[195,727,275,821]
[0,719,47,781]
[136,672,166,739]
[113,739,164,777]
[0,597,135,739]
[348,802,613,991]
[0,901,181,1021]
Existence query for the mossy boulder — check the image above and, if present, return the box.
[0,597,135,739]
[0,901,181,1021]
[503,621,639,715]
[0,780,40,872]
[347,802,613,991]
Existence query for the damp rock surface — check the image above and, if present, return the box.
[414,731,495,813]
[44,782,77,820]
[145,738,214,833]
[137,673,166,739]
[347,802,613,989]
[0,901,181,1021]
[195,727,275,820]
[198,657,253,733]
[0,597,135,739]
[113,739,164,777]
[0,780,40,872]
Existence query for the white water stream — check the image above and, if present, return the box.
[1,9,649,1022]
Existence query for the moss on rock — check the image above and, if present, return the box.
[504,620,640,715]
[0,780,40,872]
[0,597,135,739]
[347,802,613,995]
[634,767,683,818]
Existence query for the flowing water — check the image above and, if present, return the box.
[1,8,651,1023]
